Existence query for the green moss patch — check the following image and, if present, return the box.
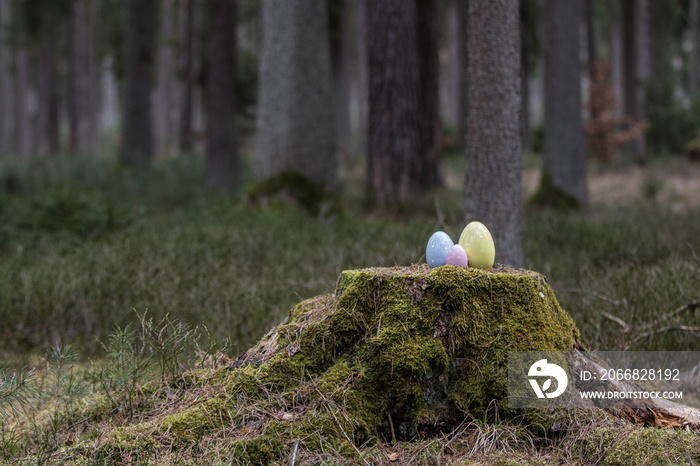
[246,170,342,216]
[530,171,581,210]
[579,421,700,465]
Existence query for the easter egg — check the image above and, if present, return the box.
[445,244,469,268]
[458,221,495,269]
[426,231,454,268]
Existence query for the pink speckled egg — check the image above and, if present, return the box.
[445,244,469,268]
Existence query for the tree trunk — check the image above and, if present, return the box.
[541,0,587,208]
[416,0,442,188]
[205,0,238,189]
[463,0,523,268]
[69,0,91,155]
[255,0,336,190]
[356,0,368,166]
[86,0,100,154]
[178,0,199,155]
[14,44,30,157]
[155,0,175,158]
[611,3,623,119]
[330,0,353,171]
[0,0,9,154]
[120,0,156,166]
[691,0,700,93]
[36,28,61,156]
[622,0,647,164]
[445,0,465,150]
[0,0,12,155]
[585,0,597,81]
[365,0,422,207]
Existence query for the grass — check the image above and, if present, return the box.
[1,155,698,358]
[0,153,699,463]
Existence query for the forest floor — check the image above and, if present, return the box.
[0,154,699,464]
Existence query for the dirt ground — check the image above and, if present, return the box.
[521,161,700,211]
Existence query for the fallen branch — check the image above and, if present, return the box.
[571,349,700,429]
[689,242,700,270]
[639,301,700,333]
[625,325,700,350]
[600,311,630,333]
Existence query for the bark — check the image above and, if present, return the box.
[365,0,422,207]
[445,0,465,150]
[255,0,336,190]
[585,0,597,80]
[463,0,523,268]
[178,0,199,154]
[120,0,156,166]
[356,0,368,163]
[0,0,10,154]
[14,44,30,157]
[155,0,175,158]
[330,0,353,169]
[205,0,238,189]
[69,0,91,154]
[610,3,623,118]
[87,0,100,154]
[541,0,587,207]
[416,0,442,188]
[36,29,61,155]
[691,0,700,92]
[622,0,647,164]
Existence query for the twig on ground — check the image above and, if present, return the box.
[387,413,396,443]
[290,438,299,466]
[600,312,630,333]
[625,325,700,350]
[689,243,700,270]
[640,300,700,332]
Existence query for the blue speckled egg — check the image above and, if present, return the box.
[426,231,454,268]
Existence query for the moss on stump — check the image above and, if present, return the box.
[160,265,582,461]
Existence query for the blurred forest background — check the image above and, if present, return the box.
[0,0,699,362]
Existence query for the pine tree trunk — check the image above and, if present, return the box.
[255,0,336,190]
[14,44,31,157]
[611,4,624,119]
[691,0,700,92]
[446,0,465,150]
[416,0,442,188]
[205,0,238,189]
[541,0,587,207]
[622,0,647,164]
[365,0,422,207]
[155,0,175,158]
[178,0,198,155]
[330,0,353,170]
[87,0,100,154]
[463,0,523,267]
[356,0,368,165]
[69,0,91,155]
[36,33,54,155]
[121,0,156,165]
[0,0,8,154]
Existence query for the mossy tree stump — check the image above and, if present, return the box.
[165,265,580,457]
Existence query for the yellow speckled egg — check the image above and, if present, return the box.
[458,221,495,269]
